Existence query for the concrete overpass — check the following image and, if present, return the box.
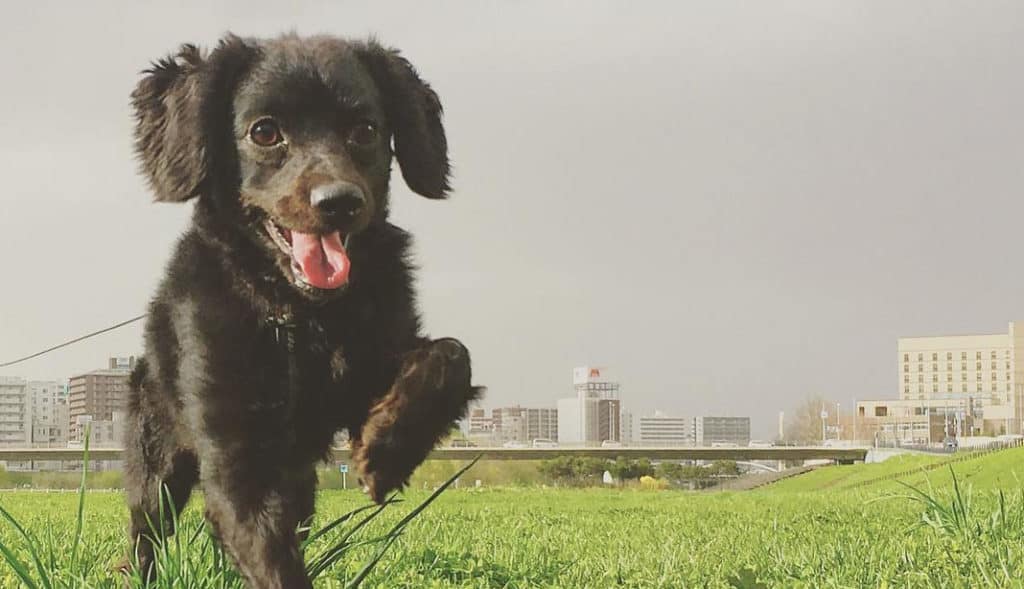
[0,446,868,464]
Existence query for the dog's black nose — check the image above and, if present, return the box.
[311,182,365,221]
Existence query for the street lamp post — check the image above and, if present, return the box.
[836,402,841,441]
[820,403,827,443]
[853,398,858,444]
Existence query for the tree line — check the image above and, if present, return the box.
[538,456,740,489]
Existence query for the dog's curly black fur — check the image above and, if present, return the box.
[123,33,480,588]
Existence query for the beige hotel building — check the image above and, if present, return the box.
[857,321,1024,440]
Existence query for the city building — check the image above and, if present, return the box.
[0,378,73,470]
[695,416,751,446]
[72,411,126,448]
[856,398,976,445]
[557,367,621,446]
[68,357,135,443]
[466,407,490,432]
[638,412,692,446]
[522,407,558,442]
[0,377,32,448]
[491,406,526,444]
[633,414,751,446]
[28,380,70,471]
[29,381,68,447]
[858,321,1024,439]
[620,410,634,446]
[465,406,558,445]
[466,407,495,444]
[0,377,31,470]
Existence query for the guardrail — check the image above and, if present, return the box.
[0,446,869,463]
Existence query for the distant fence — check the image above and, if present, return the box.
[714,465,818,492]
[0,488,122,493]
[844,439,1024,491]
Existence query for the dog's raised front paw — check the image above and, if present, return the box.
[354,338,481,503]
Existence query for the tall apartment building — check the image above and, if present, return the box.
[859,321,1024,440]
[68,357,135,443]
[523,407,558,441]
[27,381,69,471]
[28,381,68,447]
[0,377,32,446]
[0,378,72,470]
[558,367,621,446]
[620,410,634,446]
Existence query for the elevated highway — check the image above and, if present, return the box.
[0,446,868,464]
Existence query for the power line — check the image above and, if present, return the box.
[0,314,147,369]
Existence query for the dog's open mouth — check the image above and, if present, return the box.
[264,220,351,290]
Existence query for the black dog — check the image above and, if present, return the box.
[124,34,480,588]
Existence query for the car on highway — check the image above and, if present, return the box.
[532,438,558,448]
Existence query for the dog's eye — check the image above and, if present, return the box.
[347,122,378,148]
[250,119,283,147]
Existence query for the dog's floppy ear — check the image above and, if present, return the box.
[131,36,255,202]
[357,42,450,199]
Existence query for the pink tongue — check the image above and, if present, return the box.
[291,231,350,289]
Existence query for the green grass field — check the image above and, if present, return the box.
[3,447,1024,587]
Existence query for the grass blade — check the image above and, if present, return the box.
[303,499,402,549]
[0,534,38,589]
[342,531,404,589]
[342,455,481,588]
[69,424,91,570]
[307,501,394,578]
[381,455,481,539]
[0,501,51,589]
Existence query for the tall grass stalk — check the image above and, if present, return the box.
[0,444,480,588]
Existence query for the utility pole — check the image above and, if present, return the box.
[853,398,858,444]
[923,398,930,447]
[836,402,841,441]
[926,402,932,446]
[820,402,827,443]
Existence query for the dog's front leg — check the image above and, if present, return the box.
[200,460,316,589]
[353,338,482,503]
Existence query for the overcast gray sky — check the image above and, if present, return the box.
[2,1,1023,438]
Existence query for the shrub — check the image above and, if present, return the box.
[538,457,611,486]
[639,475,669,490]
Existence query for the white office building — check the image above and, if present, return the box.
[638,412,692,446]
[892,321,1024,435]
[557,367,621,446]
